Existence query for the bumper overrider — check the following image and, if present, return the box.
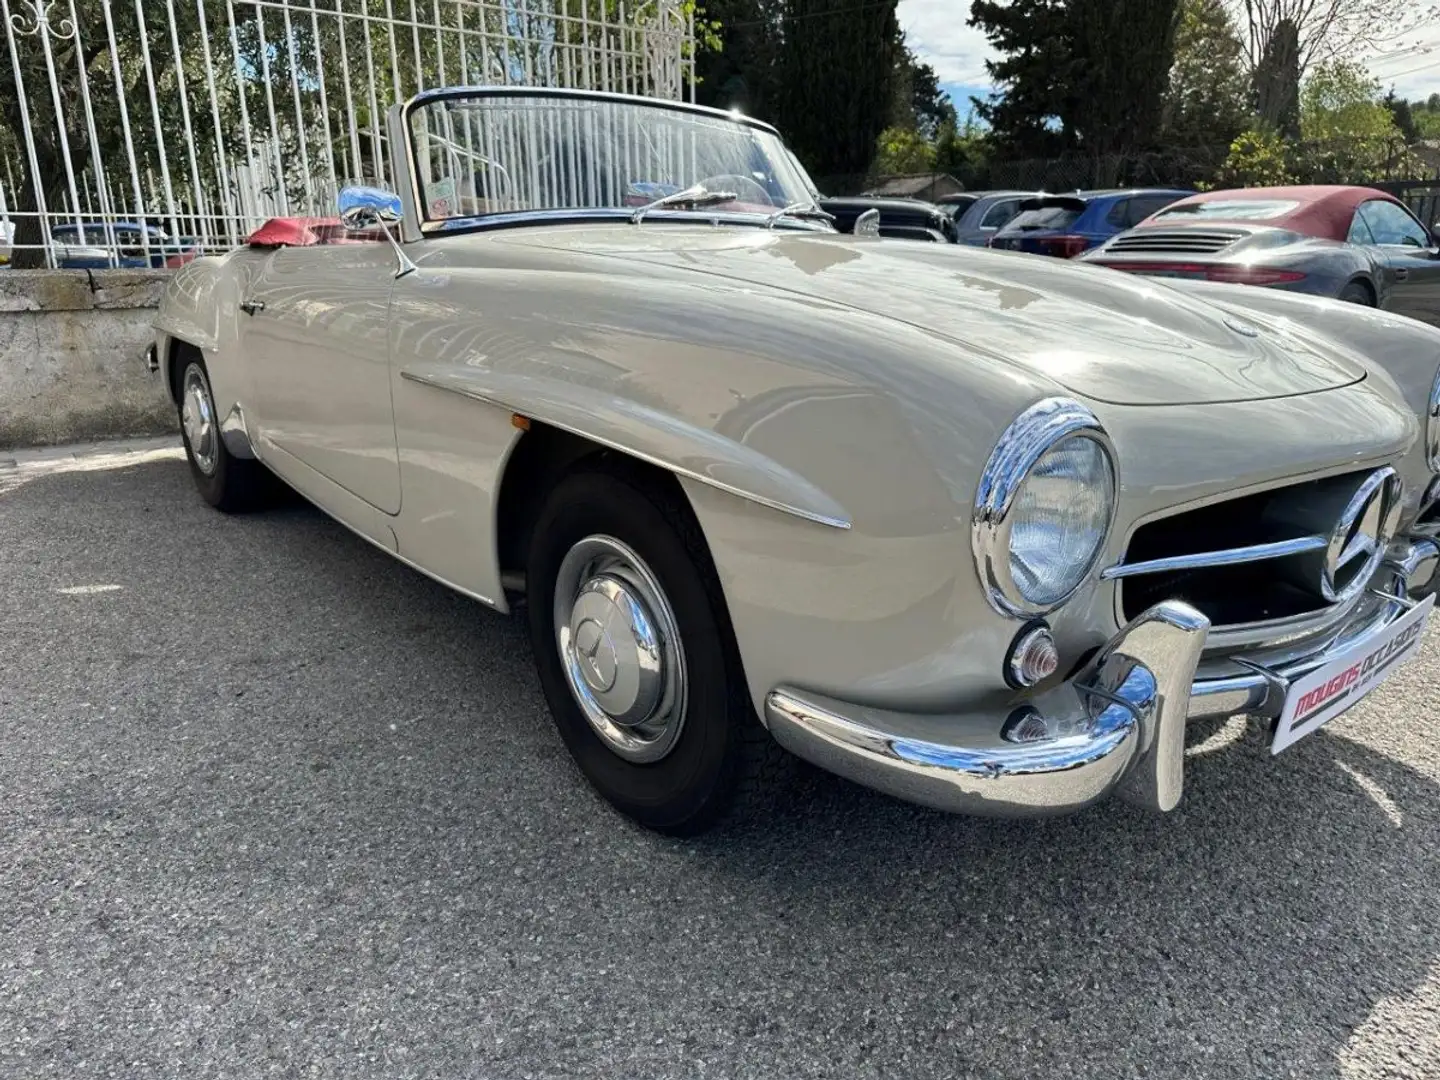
[764,539,1439,818]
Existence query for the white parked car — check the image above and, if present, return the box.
[151,87,1440,834]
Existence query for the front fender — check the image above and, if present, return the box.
[399,362,852,529]
[387,268,1061,716]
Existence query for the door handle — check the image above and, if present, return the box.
[1394,269,1410,281]
[239,299,266,316]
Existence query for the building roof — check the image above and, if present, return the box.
[864,173,963,198]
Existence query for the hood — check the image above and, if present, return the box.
[509,227,1365,406]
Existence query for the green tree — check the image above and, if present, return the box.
[969,0,1182,159]
[693,0,781,117]
[904,52,958,141]
[1162,0,1250,148]
[1230,0,1438,135]
[1415,96,1440,140]
[873,126,936,174]
[968,0,1072,158]
[1211,127,1296,187]
[934,117,990,182]
[1297,61,1408,182]
[1384,90,1420,143]
[774,0,901,179]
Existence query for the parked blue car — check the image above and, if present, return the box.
[50,222,199,269]
[987,188,1194,258]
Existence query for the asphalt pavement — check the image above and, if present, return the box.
[4,439,1440,1079]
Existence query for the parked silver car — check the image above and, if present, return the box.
[152,87,1440,834]
[939,190,1041,246]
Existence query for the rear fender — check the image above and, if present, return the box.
[153,254,251,434]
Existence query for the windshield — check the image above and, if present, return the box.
[408,92,820,228]
[1155,199,1299,221]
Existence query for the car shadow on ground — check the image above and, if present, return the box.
[7,454,1440,1078]
[232,468,1440,1077]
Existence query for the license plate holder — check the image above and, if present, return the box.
[1271,593,1433,754]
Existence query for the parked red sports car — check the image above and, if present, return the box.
[1083,185,1440,326]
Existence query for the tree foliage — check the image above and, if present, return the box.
[695,0,903,182]
[1414,95,1440,140]
[1227,0,1439,132]
[1210,127,1296,187]
[873,126,936,174]
[1211,62,1415,188]
[774,0,901,178]
[967,0,1072,158]
[899,49,958,141]
[1162,0,1250,149]
[1296,61,1411,181]
[969,0,1182,158]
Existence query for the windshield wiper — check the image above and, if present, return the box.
[765,201,837,229]
[630,184,739,225]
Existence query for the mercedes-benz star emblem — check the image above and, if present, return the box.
[1322,469,1395,602]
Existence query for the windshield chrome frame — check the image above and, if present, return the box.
[399,86,826,237]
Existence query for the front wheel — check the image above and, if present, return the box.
[525,462,789,835]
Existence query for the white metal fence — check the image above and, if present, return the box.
[0,0,694,269]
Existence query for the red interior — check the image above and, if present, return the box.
[247,217,382,248]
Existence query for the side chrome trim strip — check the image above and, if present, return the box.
[399,368,852,531]
[1101,535,1327,580]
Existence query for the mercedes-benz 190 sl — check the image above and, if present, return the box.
[151,87,1440,834]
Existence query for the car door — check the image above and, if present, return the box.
[238,236,403,514]
[1354,199,1440,326]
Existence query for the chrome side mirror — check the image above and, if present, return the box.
[338,185,403,231]
[337,185,415,279]
[854,208,881,238]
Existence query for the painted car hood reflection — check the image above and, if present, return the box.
[514,227,1367,407]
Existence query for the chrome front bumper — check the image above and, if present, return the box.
[764,540,1438,818]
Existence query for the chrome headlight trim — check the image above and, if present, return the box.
[1427,364,1440,472]
[972,397,1118,617]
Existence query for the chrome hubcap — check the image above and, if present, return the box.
[554,535,686,763]
[181,366,218,475]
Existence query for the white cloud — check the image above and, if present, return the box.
[896,0,996,88]
[900,0,1440,102]
[1359,31,1440,100]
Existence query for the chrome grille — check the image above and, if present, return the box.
[1107,229,1246,254]
[1110,469,1394,630]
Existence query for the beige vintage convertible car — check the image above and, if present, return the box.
[151,87,1440,834]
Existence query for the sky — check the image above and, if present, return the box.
[897,0,1440,122]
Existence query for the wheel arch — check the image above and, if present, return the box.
[1341,273,1377,305]
[165,335,203,406]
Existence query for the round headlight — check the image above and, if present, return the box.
[973,398,1118,616]
[1008,435,1115,606]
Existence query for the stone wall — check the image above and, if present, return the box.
[0,269,177,449]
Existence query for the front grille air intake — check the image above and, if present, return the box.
[1109,469,1391,628]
